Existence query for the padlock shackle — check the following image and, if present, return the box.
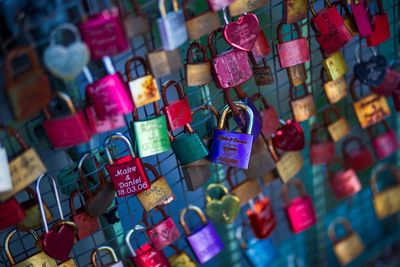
[251,92,271,110]
[180,204,208,235]
[43,91,77,119]
[142,206,169,228]
[143,162,163,182]
[36,174,64,233]
[327,217,354,243]
[0,124,29,151]
[349,75,377,102]
[331,1,353,17]
[281,178,307,205]
[205,183,229,202]
[310,0,333,16]
[49,23,82,46]
[208,27,224,57]
[341,136,367,157]
[125,224,152,257]
[267,138,280,162]
[5,229,39,265]
[310,123,331,144]
[91,245,120,266]
[191,104,221,122]
[277,22,303,44]
[186,41,209,64]
[161,80,187,106]
[132,101,162,121]
[218,101,254,135]
[125,56,151,81]
[78,152,108,200]
[159,0,179,17]
[323,106,343,125]
[5,46,41,84]
[371,164,400,195]
[104,133,136,165]
[289,84,310,100]
[69,190,85,217]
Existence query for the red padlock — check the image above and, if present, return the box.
[251,93,280,139]
[0,198,25,230]
[251,31,271,63]
[104,133,150,198]
[246,195,276,239]
[327,159,361,199]
[85,105,126,135]
[342,136,375,172]
[311,0,352,56]
[366,0,390,46]
[310,124,335,165]
[368,121,399,160]
[349,0,373,37]
[373,67,400,96]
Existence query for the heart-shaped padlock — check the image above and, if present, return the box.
[44,23,90,80]
[354,46,387,87]
[223,13,260,51]
[205,183,241,224]
[272,119,305,151]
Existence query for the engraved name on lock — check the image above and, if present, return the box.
[114,166,148,196]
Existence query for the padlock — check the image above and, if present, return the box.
[17,187,53,231]
[250,31,271,63]
[209,101,254,169]
[323,106,350,142]
[226,168,262,206]
[69,190,99,240]
[368,121,399,160]
[246,195,276,239]
[310,0,353,56]
[0,125,47,202]
[36,174,78,261]
[236,225,277,267]
[0,198,25,230]
[323,51,348,81]
[58,258,77,267]
[5,46,52,121]
[342,136,375,172]
[328,218,364,266]
[91,246,124,267]
[78,153,115,217]
[371,164,400,219]
[333,0,358,36]
[208,28,253,89]
[252,59,274,86]
[208,0,235,11]
[5,229,57,267]
[125,225,171,267]
[85,105,126,135]
[229,0,268,17]
[0,142,12,193]
[85,57,134,120]
[223,12,260,51]
[349,0,372,37]
[310,124,335,165]
[143,207,180,250]
[244,134,276,179]
[183,0,221,40]
[350,76,390,129]
[168,245,197,267]
[162,80,193,131]
[120,0,150,39]
[79,7,129,59]
[251,93,279,139]
[125,56,160,108]
[271,119,305,151]
[205,183,241,224]
[147,48,183,78]
[131,102,170,158]
[354,46,387,88]
[185,42,212,86]
[289,84,316,122]
[327,159,361,199]
[104,133,150,198]
[373,67,400,96]
[157,0,188,51]
[282,179,317,233]
[43,91,92,149]
[282,0,308,24]
[137,163,175,211]
[366,0,390,46]
[180,205,224,264]
[321,67,347,104]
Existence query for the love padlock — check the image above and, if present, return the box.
[226,168,262,206]
[320,67,347,104]
[289,84,316,122]
[91,246,124,267]
[342,136,375,172]
[368,121,399,160]
[121,0,150,39]
[206,183,241,224]
[250,31,271,63]
[251,93,280,139]
[323,106,351,142]
[327,159,361,199]
[185,42,212,86]
[366,0,390,46]
[323,51,348,81]
[247,195,276,239]
[271,119,305,151]
[223,12,260,51]
[310,124,335,165]
[167,245,197,267]
[208,0,235,11]
[354,46,387,88]
[349,0,372,37]
[282,0,308,24]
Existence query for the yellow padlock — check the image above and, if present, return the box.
[323,106,351,142]
[168,244,197,267]
[323,51,348,81]
[321,68,347,104]
[58,258,77,266]
[226,167,262,206]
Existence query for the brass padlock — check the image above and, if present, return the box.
[228,0,268,17]
[147,48,183,78]
[252,59,274,86]
[91,246,124,267]
[244,135,276,180]
[168,244,197,267]
[5,229,57,267]
[282,0,308,24]
[226,167,262,206]
[323,51,348,81]
[185,42,212,86]
[17,187,53,230]
[287,63,307,87]
[323,106,350,142]
[321,67,347,104]
[289,84,316,122]
[328,218,364,266]
[119,0,150,39]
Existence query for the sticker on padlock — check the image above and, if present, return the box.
[91,246,124,267]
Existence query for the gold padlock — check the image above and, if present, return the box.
[147,49,183,78]
[226,167,262,206]
[323,106,351,142]
[289,84,316,122]
[321,68,347,104]
[287,63,307,87]
[282,0,308,24]
[323,51,348,81]
[5,229,57,267]
[168,244,197,267]
[328,218,364,266]
[58,258,77,266]
[91,246,124,267]
[228,0,268,17]
[185,42,212,87]
[371,164,400,219]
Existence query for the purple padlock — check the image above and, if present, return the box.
[209,101,254,169]
[180,205,224,264]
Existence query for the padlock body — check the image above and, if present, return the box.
[372,130,398,160]
[124,15,150,38]
[353,94,390,128]
[290,94,316,122]
[244,137,276,179]
[128,75,160,108]
[367,14,390,46]
[18,201,52,230]
[344,148,374,172]
[276,152,304,183]
[282,0,308,23]
[327,117,350,142]
[132,243,170,267]
[329,169,361,199]
[182,159,211,191]
[169,252,196,267]
[0,198,25,229]
[285,196,316,233]
[324,77,347,104]
[157,10,188,51]
[245,239,277,267]
[171,133,209,165]
[334,233,364,266]
[13,251,57,267]
[310,142,335,165]
[148,49,183,78]
[323,51,347,80]
[247,198,276,239]
[373,186,400,219]
[373,68,400,96]
[251,31,271,62]
[137,176,174,211]
[186,62,212,86]
[58,258,77,266]
[350,1,373,37]
[71,209,99,240]
[253,65,273,86]
[163,99,192,131]
[147,217,181,250]
[86,106,126,134]
[277,38,309,68]
[261,106,280,139]
[232,179,262,206]
[287,63,307,87]
[186,12,221,40]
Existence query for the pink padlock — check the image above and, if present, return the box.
[342,136,375,172]
[310,124,335,165]
[373,67,400,96]
[251,93,280,139]
[328,159,361,199]
[85,106,126,135]
[369,121,399,160]
[85,58,134,120]
[79,7,129,60]
[349,0,373,37]
[282,179,317,233]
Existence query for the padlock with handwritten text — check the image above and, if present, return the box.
[323,51,347,81]
[354,46,387,88]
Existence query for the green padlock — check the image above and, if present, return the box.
[131,101,171,158]
[205,183,241,224]
[170,124,209,165]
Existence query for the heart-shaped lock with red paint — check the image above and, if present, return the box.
[223,13,260,51]
[272,119,305,151]
[36,174,77,261]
